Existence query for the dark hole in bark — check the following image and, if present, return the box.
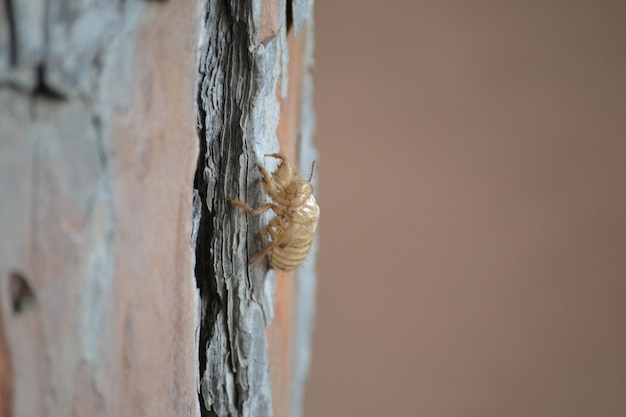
[32,65,67,100]
[9,271,35,313]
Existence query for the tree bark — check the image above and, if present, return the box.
[0,0,316,416]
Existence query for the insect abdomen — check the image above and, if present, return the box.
[270,235,315,271]
[269,195,319,270]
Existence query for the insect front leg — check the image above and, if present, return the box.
[254,162,290,207]
[264,153,287,163]
[255,160,273,183]
[255,162,283,200]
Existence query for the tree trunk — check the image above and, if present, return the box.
[0,1,316,416]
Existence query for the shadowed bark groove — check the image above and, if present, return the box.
[194,1,273,416]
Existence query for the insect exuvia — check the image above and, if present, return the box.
[228,153,320,271]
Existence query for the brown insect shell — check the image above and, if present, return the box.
[264,157,319,270]
[270,159,305,196]
[266,158,317,219]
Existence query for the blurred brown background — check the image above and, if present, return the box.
[304,1,626,416]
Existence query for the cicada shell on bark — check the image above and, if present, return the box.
[228,153,319,271]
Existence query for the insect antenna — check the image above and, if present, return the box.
[307,161,316,182]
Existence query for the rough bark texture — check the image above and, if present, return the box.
[194,1,316,417]
[0,1,203,416]
[1,0,316,416]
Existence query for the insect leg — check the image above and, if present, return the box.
[249,217,285,265]
[250,240,275,265]
[264,153,287,163]
[267,217,284,239]
[227,196,276,215]
[255,162,290,205]
[255,161,273,182]
[255,162,280,194]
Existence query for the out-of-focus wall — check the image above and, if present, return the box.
[305,1,626,416]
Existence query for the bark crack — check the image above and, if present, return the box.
[193,1,283,416]
[32,64,67,100]
[3,0,18,65]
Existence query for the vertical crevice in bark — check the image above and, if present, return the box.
[194,83,221,417]
[3,0,18,65]
[194,1,272,416]
[285,0,293,33]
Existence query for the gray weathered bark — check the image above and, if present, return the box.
[0,0,316,416]
[194,1,316,417]
[1,1,203,416]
